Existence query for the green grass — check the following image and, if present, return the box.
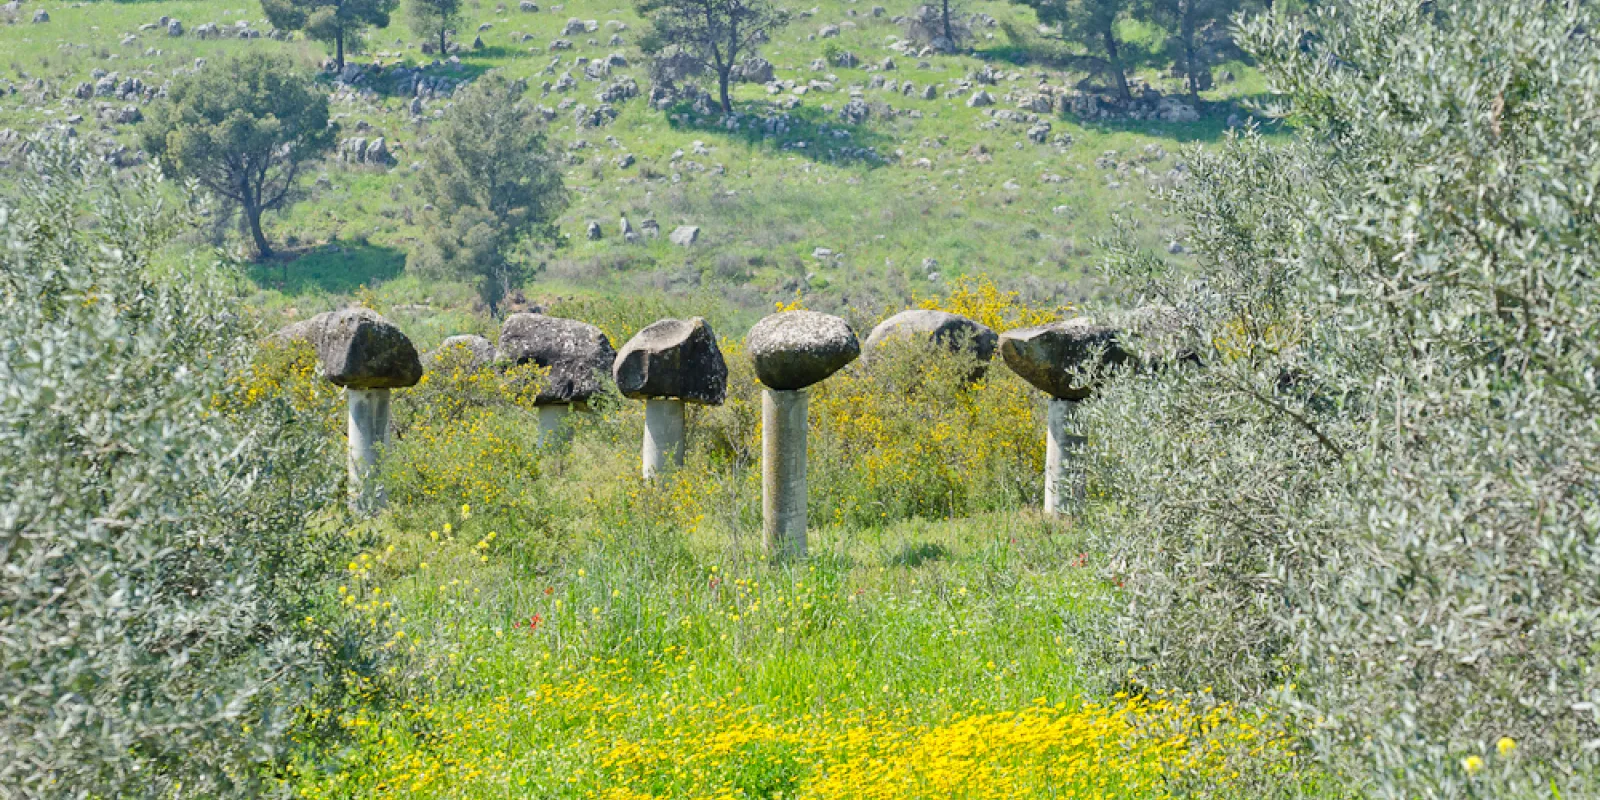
[1,0,1278,324]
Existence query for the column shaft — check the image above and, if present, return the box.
[642,398,686,479]
[762,389,808,561]
[347,387,392,514]
[1045,398,1086,515]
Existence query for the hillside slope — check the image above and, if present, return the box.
[0,0,1265,320]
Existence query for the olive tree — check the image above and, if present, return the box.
[261,0,396,68]
[410,73,567,311]
[636,0,790,113]
[139,53,335,260]
[1147,0,1242,99]
[1017,0,1136,101]
[1081,0,1600,795]
[405,0,462,54]
[0,141,354,797]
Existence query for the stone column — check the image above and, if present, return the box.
[642,397,686,479]
[1044,398,1086,515]
[537,404,574,447]
[762,389,809,560]
[998,317,1128,517]
[347,387,392,513]
[746,310,862,561]
[614,317,728,481]
[270,308,423,518]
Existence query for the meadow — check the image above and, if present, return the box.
[247,282,1313,799]
[0,0,1268,325]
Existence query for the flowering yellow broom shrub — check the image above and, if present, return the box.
[381,344,551,525]
[915,275,1068,332]
[223,338,345,435]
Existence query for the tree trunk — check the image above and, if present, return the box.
[1182,11,1199,100]
[941,0,953,44]
[1103,28,1131,102]
[336,29,345,69]
[245,203,272,260]
[718,68,733,114]
[440,27,448,55]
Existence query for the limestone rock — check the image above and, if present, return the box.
[998,318,1128,400]
[316,309,425,389]
[733,56,774,83]
[497,313,616,405]
[669,225,699,246]
[430,334,497,371]
[864,309,998,362]
[746,310,860,391]
[613,318,728,404]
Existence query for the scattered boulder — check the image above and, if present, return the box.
[496,313,617,405]
[669,225,700,246]
[998,318,1129,400]
[838,98,869,124]
[31,9,49,23]
[430,334,497,371]
[966,90,994,108]
[864,309,998,362]
[746,310,861,391]
[613,318,728,405]
[733,56,775,84]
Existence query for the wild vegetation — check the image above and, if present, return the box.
[1,0,1597,798]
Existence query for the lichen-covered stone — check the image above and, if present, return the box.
[613,317,727,404]
[746,310,860,390]
[429,334,497,372]
[863,309,998,362]
[496,313,615,405]
[998,318,1128,400]
[316,308,424,389]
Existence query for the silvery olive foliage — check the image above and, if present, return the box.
[1082,0,1600,796]
[0,143,348,797]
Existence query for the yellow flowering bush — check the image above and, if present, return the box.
[915,275,1068,332]
[222,337,344,435]
[382,345,550,524]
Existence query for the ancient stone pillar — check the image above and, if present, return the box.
[346,387,393,514]
[495,313,616,448]
[998,317,1127,516]
[761,388,809,560]
[613,317,727,479]
[1044,398,1086,515]
[746,310,862,561]
[276,308,424,515]
[642,397,686,477]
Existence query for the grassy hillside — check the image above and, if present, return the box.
[0,0,1267,331]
